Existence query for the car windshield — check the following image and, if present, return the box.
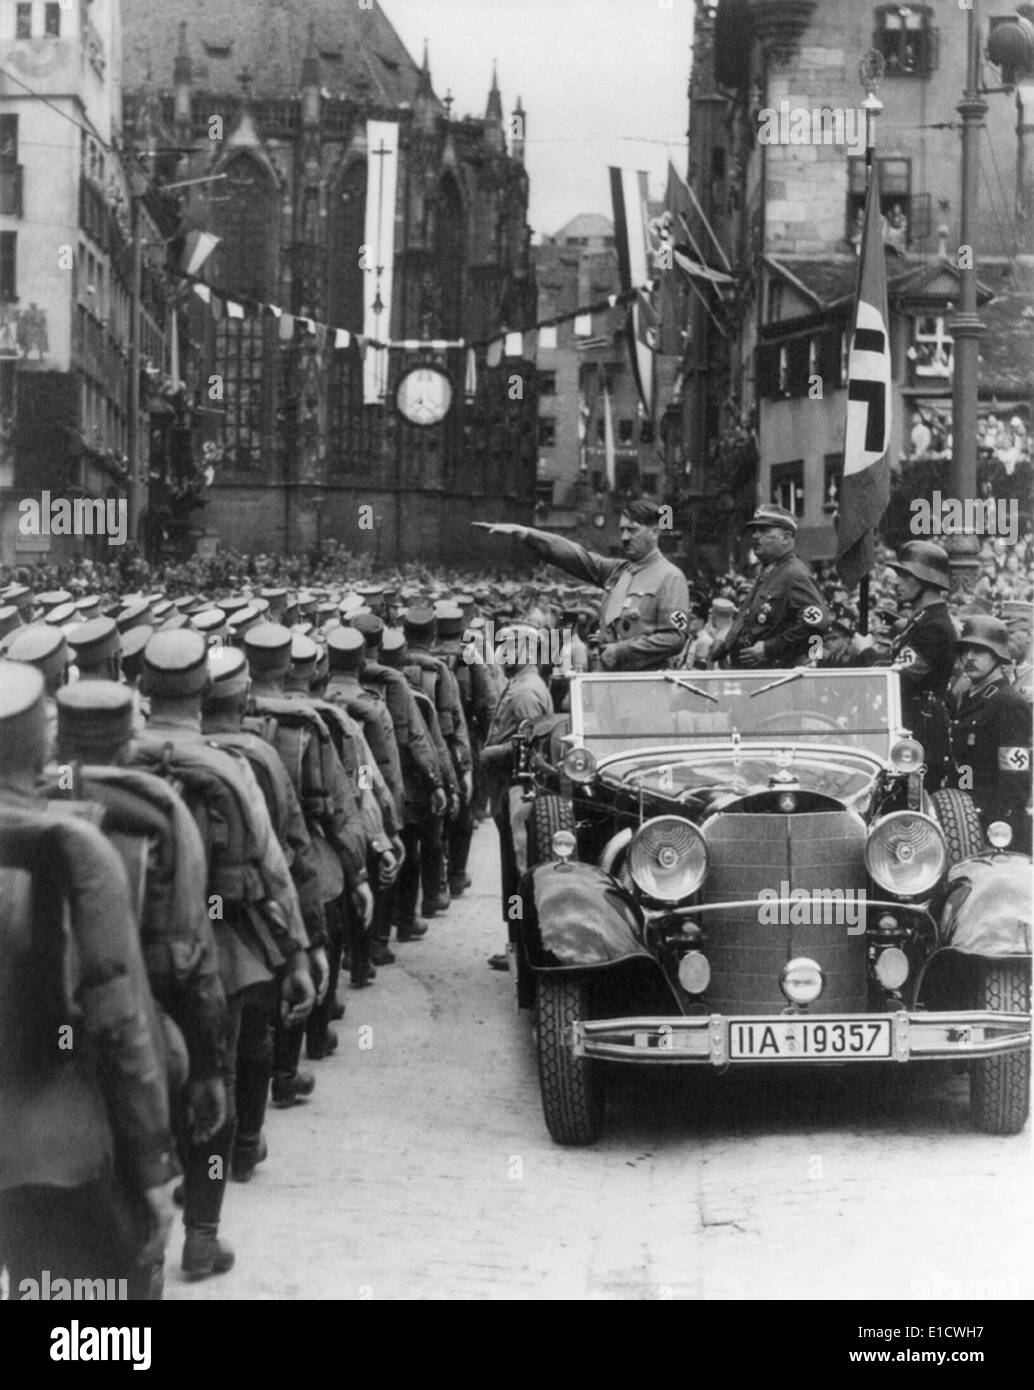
[571,669,899,761]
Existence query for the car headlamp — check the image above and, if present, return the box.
[888,737,924,773]
[677,951,711,995]
[987,821,1013,849]
[628,816,707,902]
[551,830,576,861]
[873,946,909,990]
[779,957,824,1005]
[562,746,597,784]
[865,811,947,897]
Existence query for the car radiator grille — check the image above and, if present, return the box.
[699,812,868,1016]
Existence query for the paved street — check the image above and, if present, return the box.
[170,824,1034,1303]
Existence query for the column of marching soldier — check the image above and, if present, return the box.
[0,584,505,1294]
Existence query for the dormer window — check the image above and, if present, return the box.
[874,6,938,76]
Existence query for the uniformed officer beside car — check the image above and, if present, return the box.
[948,616,1033,851]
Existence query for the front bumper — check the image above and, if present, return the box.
[571,1010,1032,1065]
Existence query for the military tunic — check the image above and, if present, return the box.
[519,528,690,670]
[713,552,829,668]
[949,673,1033,844]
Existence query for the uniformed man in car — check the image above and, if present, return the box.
[710,504,829,668]
[473,500,690,670]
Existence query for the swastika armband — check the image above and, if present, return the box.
[998,746,1031,772]
[802,605,824,626]
[670,610,688,633]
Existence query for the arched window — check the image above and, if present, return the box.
[327,159,367,333]
[435,174,465,338]
[210,152,279,302]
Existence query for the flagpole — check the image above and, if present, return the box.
[857,66,885,637]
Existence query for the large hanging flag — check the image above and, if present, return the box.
[836,164,891,589]
[609,166,654,418]
[363,120,400,404]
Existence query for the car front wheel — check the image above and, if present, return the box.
[970,961,1031,1136]
[536,974,605,1145]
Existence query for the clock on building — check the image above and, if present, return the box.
[396,365,453,426]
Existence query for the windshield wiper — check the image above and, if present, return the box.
[749,669,806,698]
[663,671,719,704]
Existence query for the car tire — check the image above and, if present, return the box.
[970,962,1031,1136]
[528,793,576,867]
[536,974,605,1145]
[929,788,985,864]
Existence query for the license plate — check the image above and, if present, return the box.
[728,1018,892,1060]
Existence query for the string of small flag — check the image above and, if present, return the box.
[179,268,648,362]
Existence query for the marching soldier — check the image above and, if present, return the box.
[711,504,829,669]
[1000,600,1034,703]
[948,616,1033,850]
[0,664,176,1298]
[474,499,691,670]
[129,629,314,1280]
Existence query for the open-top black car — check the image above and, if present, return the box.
[511,669,1031,1145]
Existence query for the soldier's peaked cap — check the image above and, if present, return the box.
[326,626,366,661]
[243,621,293,673]
[957,615,1011,662]
[141,629,209,697]
[381,628,406,654]
[6,624,70,681]
[56,680,133,752]
[207,645,250,697]
[353,613,384,642]
[69,616,121,666]
[120,624,154,679]
[290,634,319,668]
[402,605,436,636]
[0,606,20,639]
[436,605,465,637]
[743,503,797,534]
[0,663,47,769]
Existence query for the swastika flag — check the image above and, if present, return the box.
[836,164,891,589]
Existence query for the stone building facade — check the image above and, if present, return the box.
[121,0,537,565]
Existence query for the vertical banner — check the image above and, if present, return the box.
[610,165,654,418]
[836,163,891,589]
[363,120,400,404]
[603,381,616,491]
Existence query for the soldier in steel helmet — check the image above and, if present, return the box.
[948,616,1033,850]
[852,540,956,787]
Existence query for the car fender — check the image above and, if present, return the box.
[519,860,654,970]
[936,852,1032,958]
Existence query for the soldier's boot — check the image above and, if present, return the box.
[270,1070,316,1105]
[396,917,429,942]
[231,1133,268,1183]
[182,1225,236,1280]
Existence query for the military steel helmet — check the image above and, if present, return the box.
[887,540,950,590]
[957,615,1011,662]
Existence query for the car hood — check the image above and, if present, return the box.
[597,743,882,809]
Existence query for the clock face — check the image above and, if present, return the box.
[396,366,453,426]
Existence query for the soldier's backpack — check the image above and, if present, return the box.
[43,765,210,991]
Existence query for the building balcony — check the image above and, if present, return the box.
[0,166,23,218]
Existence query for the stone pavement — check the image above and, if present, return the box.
[169,824,1034,1301]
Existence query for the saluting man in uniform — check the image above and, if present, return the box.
[948,616,1033,851]
[710,504,829,668]
[474,499,690,670]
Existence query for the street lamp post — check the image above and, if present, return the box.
[946,0,988,590]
